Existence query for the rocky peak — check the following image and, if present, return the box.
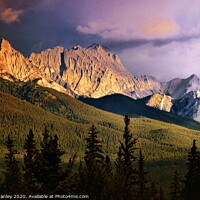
[0,38,13,52]
[29,41,141,98]
[86,43,113,58]
[2,38,200,121]
[189,73,199,79]
[0,38,164,99]
[172,90,200,122]
[162,74,200,99]
[87,43,108,51]
[187,74,200,84]
[0,38,42,81]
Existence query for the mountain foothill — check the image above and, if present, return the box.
[0,38,200,198]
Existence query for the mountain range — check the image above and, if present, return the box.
[0,38,200,122]
[0,38,200,188]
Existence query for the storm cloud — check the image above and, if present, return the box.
[0,0,200,80]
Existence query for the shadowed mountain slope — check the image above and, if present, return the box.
[79,93,200,131]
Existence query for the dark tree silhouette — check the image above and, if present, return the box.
[2,135,24,194]
[84,125,104,170]
[184,139,200,200]
[115,115,138,200]
[82,125,105,200]
[24,129,37,193]
[34,128,65,194]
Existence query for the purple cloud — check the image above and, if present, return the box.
[0,0,24,24]
[1,0,200,81]
[120,38,200,80]
[0,8,23,24]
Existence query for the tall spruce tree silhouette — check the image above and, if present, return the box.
[2,135,24,194]
[24,129,37,194]
[185,139,200,200]
[83,125,105,200]
[115,115,138,200]
[34,128,65,194]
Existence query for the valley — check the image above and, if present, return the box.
[0,38,200,198]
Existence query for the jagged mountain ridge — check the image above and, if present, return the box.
[29,42,162,98]
[0,38,200,122]
[146,75,200,121]
[172,91,200,122]
[162,74,200,99]
[0,38,40,81]
[0,38,162,99]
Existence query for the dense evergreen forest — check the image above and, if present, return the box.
[0,115,199,200]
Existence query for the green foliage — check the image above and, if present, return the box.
[23,129,37,194]
[79,93,200,131]
[33,128,65,194]
[2,136,24,194]
[1,117,200,200]
[184,140,200,200]
[81,125,106,200]
[1,78,200,198]
[137,149,149,200]
[84,125,104,169]
[114,115,138,200]
[170,170,183,200]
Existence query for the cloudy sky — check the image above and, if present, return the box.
[0,0,200,80]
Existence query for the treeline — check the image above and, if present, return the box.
[0,115,199,200]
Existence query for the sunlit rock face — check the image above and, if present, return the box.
[1,38,200,121]
[146,94,173,112]
[0,39,75,96]
[0,38,41,81]
[0,38,161,98]
[29,43,162,98]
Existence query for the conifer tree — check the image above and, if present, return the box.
[115,115,138,200]
[24,129,37,193]
[84,125,104,170]
[34,128,65,194]
[115,147,123,174]
[105,155,112,176]
[2,135,24,194]
[184,139,200,200]
[82,125,105,200]
[137,149,148,200]
[170,170,183,200]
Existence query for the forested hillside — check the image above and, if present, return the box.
[0,115,200,199]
